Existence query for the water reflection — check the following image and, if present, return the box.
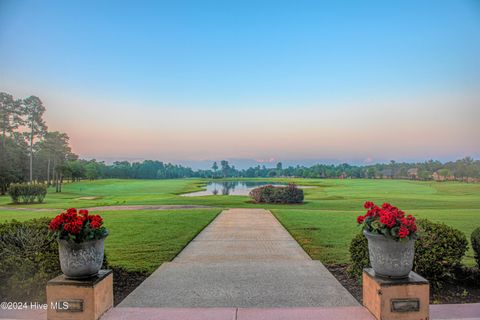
[181,181,287,196]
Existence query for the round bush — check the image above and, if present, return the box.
[249,184,304,204]
[415,219,468,282]
[470,226,480,268]
[348,219,468,284]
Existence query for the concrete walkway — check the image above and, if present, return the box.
[3,304,480,320]
[103,304,480,320]
[119,208,358,307]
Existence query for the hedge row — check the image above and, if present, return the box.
[348,219,469,285]
[0,218,60,301]
[0,218,109,302]
[8,183,47,204]
[249,184,304,204]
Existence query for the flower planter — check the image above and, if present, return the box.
[58,234,107,279]
[49,208,109,279]
[364,229,415,279]
[357,201,418,279]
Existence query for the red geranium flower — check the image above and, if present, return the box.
[358,201,417,241]
[88,215,103,229]
[64,219,83,234]
[364,201,374,209]
[398,226,410,238]
[48,216,63,231]
[49,208,107,243]
[379,210,396,228]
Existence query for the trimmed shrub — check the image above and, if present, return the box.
[415,219,468,282]
[0,218,60,302]
[249,184,304,204]
[471,227,480,268]
[8,183,47,204]
[348,219,468,285]
[0,218,111,302]
[250,185,273,203]
[347,232,369,277]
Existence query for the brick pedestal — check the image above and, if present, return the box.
[46,269,113,320]
[363,268,429,320]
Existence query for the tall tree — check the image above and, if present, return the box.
[0,133,29,194]
[366,167,376,179]
[36,132,56,185]
[211,161,218,178]
[390,160,397,179]
[23,96,47,182]
[220,160,229,178]
[0,93,25,194]
[276,162,283,176]
[44,132,74,192]
[0,92,23,149]
[34,131,76,190]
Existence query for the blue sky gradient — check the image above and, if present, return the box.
[1,0,479,166]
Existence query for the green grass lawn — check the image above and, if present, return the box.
[1,178,479,267]
[0,178,206,208]
[272,208,479,266]
[0,208,220,273]
[2,178,480,211]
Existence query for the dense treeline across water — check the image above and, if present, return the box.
[1,91,479,195]
[77,157,479,182]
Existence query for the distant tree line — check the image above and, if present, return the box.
[205,158,480,181]
[1,91,479,195]
[69,159,197,180]
[73,157,479,182]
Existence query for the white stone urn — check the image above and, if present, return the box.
[58,234,107,279]
[364,230,415,279]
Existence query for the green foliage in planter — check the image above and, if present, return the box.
[470,226,480,268]
[8,183,47,204]
[0,218,60,302]
[348,219,468,285]
[249,184,304,204]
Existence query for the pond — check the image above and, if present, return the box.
[181,181,293,196]
[182,181,308,197]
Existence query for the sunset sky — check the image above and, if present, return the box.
[1,0,479,167]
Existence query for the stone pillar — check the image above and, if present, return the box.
[363,268,429,320]
[46,269,113,320]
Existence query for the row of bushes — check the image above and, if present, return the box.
[8,183,47,204]
[349,219,480,286]
[249,184,304,204]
